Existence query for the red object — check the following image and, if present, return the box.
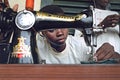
[25,0,34,11]
[17,53,23,58]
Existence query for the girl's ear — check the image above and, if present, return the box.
[39,31,45,37]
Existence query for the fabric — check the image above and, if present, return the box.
[93,8,120,54]
[75,8,120,54]
[36,33,91,64]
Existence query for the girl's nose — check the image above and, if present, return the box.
[56,29,63,35]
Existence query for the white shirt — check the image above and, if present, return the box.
[36,33,91,64]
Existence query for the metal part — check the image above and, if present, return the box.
[15,10,35,30]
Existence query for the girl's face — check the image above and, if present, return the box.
[42,28,68,46]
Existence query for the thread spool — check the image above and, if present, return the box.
[25,0,34,11]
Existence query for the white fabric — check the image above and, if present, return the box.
[74,8,120,54]
[94,28,120,53]
[74,29,83,37]
[36,33,91,64]
[93,8,119,29]
[93,9,120,54]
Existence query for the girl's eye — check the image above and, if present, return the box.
[48,29,55,32]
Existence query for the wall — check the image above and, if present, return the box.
[53,0,120,15]
[40,0,53,9]
[9,0,41,11]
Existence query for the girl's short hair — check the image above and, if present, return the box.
[40,5,64,15]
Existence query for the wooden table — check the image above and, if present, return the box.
[0,64,120,80]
